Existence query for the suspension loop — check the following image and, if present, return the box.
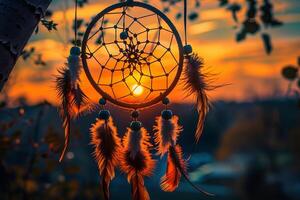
[74,0,79,45]
[184,0,188,46]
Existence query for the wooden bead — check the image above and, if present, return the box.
[130,121,142,131]
[70,46,81,56]
[99,110,110,120]
[161,109,173,120]
[183,44,193,55]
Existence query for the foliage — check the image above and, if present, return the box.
[221,0,282,54]
[20,0,283,64]
[281,57,300,108]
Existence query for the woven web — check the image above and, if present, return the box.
[84,5,180,105]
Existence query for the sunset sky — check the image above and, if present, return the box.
[5,0,300,106]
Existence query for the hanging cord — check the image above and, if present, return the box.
[121,0,128,32]
[123,1,126,32]
[184,0,188,45]
[74,0,79,46]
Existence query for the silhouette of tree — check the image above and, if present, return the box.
[0,0,52,91]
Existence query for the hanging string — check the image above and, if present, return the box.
[74,0,79,46]
[184,0,188,45]
[122,0,126,32]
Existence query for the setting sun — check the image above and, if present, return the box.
[132,84,144,96]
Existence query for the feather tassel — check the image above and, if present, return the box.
[183,53,212,143]
[161,145,186,192]
[90,117,121,200]
[56,67,74,162]
[154,115,182,156]
[168,145,213,196]
[120,123,156,200]
[56,47,89,162]
[154,112,183,192]
[154,111,213,196]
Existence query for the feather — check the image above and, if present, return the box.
[90,117,121,200]
[161,145,186,192]
[67,49,88,114]
[154,116,182,156]
[168,145,214,196]
[183,53,213,142]
[55,67,89,162]
[56,47,86,162]
[127,128,143,159]
[56,67,74,162]
[71,84,89,114]
[131,173,150,200]
[154,114,183,192]
[154,114,213,195]
[120,127,156,200]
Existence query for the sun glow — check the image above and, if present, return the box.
[132,84,144,96]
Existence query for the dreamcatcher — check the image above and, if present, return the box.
[56,0,212,199]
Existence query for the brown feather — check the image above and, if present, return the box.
[56,67,89,162]
[90,117,121,200]
[154,116,182,156]
[183,54,213,142]
[120,128,156,200]
[131,174,150,200]
[56,68,74,162]
[161,145,186,192]
[168,145,214,196]
[102,172,110,200]
[71,84,89,114]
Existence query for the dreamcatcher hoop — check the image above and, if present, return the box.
[81,0,184,109]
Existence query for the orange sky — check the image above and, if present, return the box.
[4,0,300,106]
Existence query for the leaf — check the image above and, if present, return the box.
[78,0,88,7]
[163,7,170,13]
[41,19,58,31]
[219,0,228,7]
[189,12,199,21]
[236,30,246,42]
[270,19,283,27]
[261,33,272,54]
[244,19,260,34]
[176,13,182,20]
[34,54,47,66]
[260,0,283,28]
[227,3,241,23]
[281,65,298,81]
[73,19,84,31]
[21,47,35,60]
